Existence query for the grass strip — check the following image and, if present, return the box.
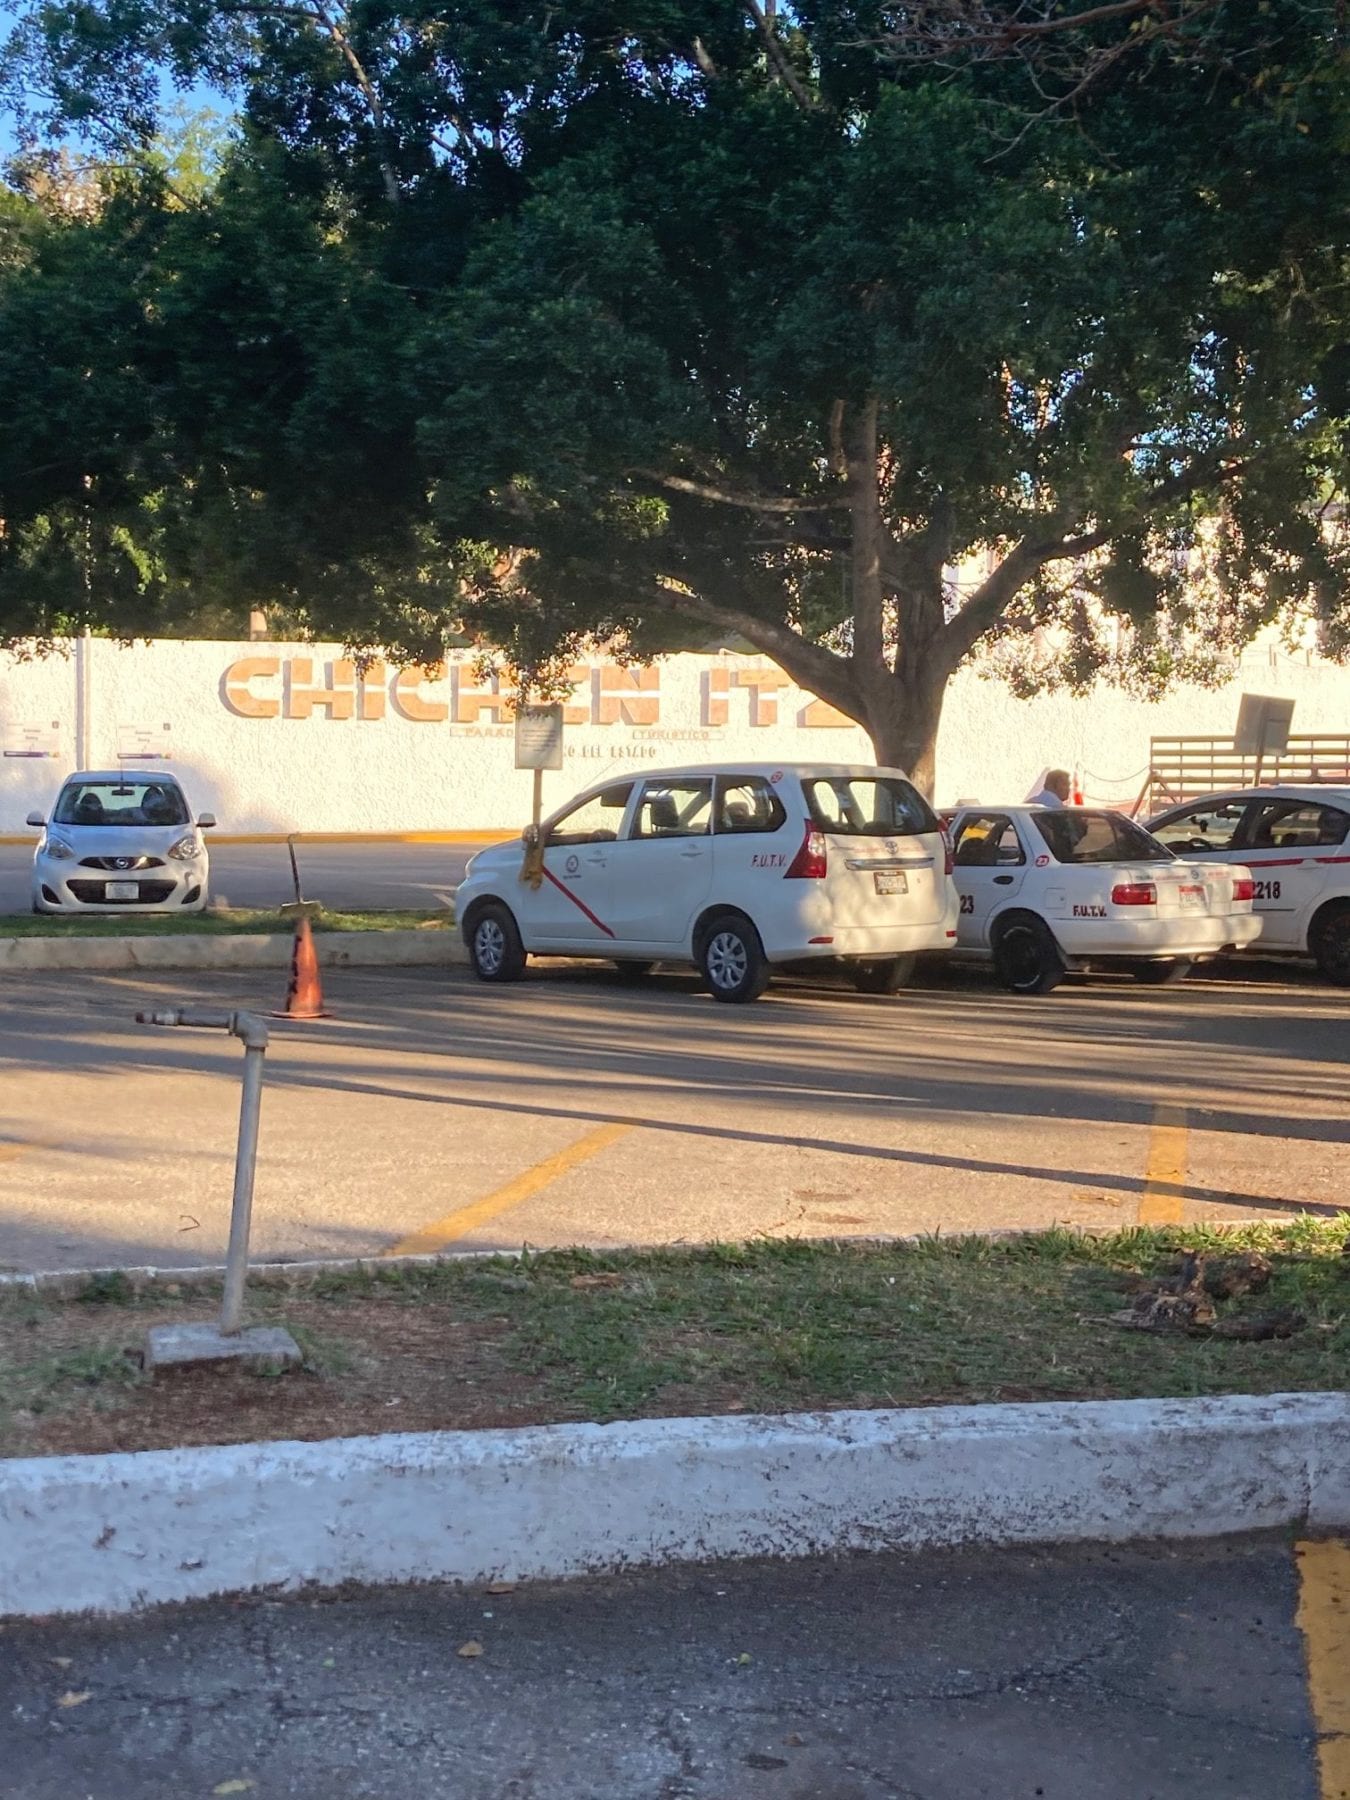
[0,907,452,938]
[3,1222,1347,1459]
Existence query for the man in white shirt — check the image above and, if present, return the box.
[1031,769,1072,808]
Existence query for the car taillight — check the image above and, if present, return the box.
[1111,881,1157,907]
[785,824,828,879]
[941,825,955,877]
[1232,877,1255,902]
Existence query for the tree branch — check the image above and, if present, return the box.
[844,396,888,678]
[691,35,720,78]
[309,0,400,205]
[656,580,862,719]
[634,470,849,513]
[745,0,818,112]
[217,0,400,203]
[936,449,1256,670]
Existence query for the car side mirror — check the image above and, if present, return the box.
[197,813,217,829]
[25,812,45,828]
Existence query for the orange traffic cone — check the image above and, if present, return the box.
[1072,766,1085,805]
[273,915,331,1020]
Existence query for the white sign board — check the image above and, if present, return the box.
[514,703,564,772]
[118,722,173,761]
[1234,694,1295,758]
[2,719,60,759]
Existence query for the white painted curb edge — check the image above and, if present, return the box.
[0,928,466,972]
[3,1393,1347,1620]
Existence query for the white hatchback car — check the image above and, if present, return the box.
[1147,785,1350,986]
[28,771,215,914]
[457,763,959,1002]
[945,804,1261,993]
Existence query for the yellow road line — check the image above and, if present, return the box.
[385,1121,632,1257]
[1297,1540,1350,1799]
[1138,1102,1187,1226]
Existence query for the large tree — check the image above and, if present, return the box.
[1,2,1346,788]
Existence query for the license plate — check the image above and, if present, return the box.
[105,881,139,900]
[874,871,908,896]
[1178,883,1205,909]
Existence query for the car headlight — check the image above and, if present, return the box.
[168,834,203,861]
[42,834,75,860]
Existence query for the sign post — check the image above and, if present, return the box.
[1234,694,1295,786]
[514,702,564,888]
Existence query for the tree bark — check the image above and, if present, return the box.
[858,664,947,798]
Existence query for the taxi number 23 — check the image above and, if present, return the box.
[959,894,976,915]
[1253,879,1282,901]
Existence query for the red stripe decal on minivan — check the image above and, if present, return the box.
[542,867,616,939]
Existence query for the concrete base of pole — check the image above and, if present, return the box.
[144,1323,302,1374]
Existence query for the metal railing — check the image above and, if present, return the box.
[1146,735,1350,812]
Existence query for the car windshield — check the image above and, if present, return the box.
[1033,811,1173,865]
[803,776,938,837]
[53,779,190,828]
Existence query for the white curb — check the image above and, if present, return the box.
[2,1393,1346,1620]
[0,928,466,972]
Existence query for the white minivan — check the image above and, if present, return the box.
[456,763,959,1002]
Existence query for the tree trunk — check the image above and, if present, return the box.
[860,667,947,800]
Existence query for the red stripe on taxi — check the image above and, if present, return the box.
[542,867,616,939]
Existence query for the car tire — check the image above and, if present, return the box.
[698,912,770,1004]
[852,954,918,995]
[1310,902,1350,987]
[467,902,527,983]
[1132,959,1192,986]
[992,914,1065,996]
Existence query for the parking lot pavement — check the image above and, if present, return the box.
[0,1536,1323,1799]
[0,839,488,916]
[0,956,1344,1274]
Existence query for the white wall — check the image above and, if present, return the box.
[0,637,1346,834]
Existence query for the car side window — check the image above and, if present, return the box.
[545,783,633,846]
[953,814,1024,867]
[714,776,787,835]
[1150,802,1248,855]
[1247,800,1350,851]
[632,779,713,840]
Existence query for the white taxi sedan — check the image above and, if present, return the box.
[945,804,1261,993]
[456,763,960,1003]
[1147,785,1350,985]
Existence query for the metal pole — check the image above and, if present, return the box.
[286,832,304,906]
[220,1038,266,1334]
[135,1008,269,1336]
[75,628,92,769]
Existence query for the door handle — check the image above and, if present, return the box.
[679,846,705,858]
[994,874,1015,885]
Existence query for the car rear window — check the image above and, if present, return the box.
[1033,811,1172,865]
[803,776,938,837]
[53,779,190,827]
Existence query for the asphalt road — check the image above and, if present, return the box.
[0,839,490,915]
[0,957,1344,1274]
[0,1537,1323,1799]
